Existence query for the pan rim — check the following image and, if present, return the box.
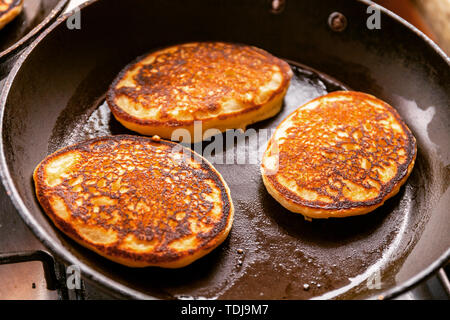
[0,0,69,61]
[0,0,448,300]
[360,0,450,65]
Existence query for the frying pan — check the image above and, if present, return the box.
[0,0,68,76]
[0,0,449,299]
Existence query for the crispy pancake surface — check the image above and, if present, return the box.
[34,135,234,268]
[0,0,22,30]
[107,42,292,142]
[261,91,417,219]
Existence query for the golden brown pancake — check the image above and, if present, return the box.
[261,91,417,219]
[34,135,234,268]
[0,0,22,30]
[107,42,292,142]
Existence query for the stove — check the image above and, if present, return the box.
[0,0,448,301]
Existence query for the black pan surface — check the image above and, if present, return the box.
[0,0,449,299]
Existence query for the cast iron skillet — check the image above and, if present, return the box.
[0,0,68,60]
[0,0,449,299]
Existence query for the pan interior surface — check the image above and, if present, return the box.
[47,63,426,300]
[0,0,449,299]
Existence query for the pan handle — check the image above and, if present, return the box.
[437,267,450,298]
[0,250,58,290]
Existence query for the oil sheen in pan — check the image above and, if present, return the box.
[48,62,423,299]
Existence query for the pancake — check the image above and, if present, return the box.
[33,135,234,268]
[0,0,22,30]
[106,42,293,142]
[261,91,417,219]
